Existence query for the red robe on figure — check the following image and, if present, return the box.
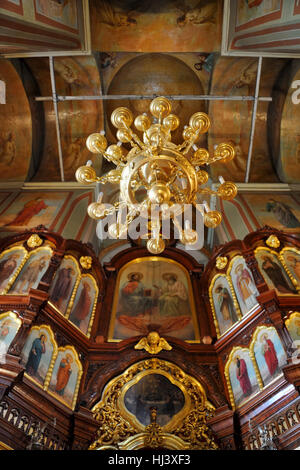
[236,358,252,395]
[263,339,278,375]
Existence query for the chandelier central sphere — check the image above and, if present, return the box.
[76,96,237,254]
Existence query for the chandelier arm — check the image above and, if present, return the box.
[197,187,219,196]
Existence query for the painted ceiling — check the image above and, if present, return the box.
[0,0,299,184]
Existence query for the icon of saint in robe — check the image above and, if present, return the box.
[260,334,279,376]
[50,266,75,311]
[234,263,257,311]
[69,281,92,332]
[215,284,239,329]
[0,253,21,291]
[55,354,73,396]
[235,356,252,397]
[11,254,51,294]
[25,334,46,376]
[260,255,297,294]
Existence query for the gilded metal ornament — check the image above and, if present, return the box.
[79,256,92,270]
[134,331,172,354]
[216,256,228,270]
[27,234,43,248]
[144,408,164,448]
[77,96,237,254]
[266,235,281,249]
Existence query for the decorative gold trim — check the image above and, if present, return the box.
[254,246,298,296]
[117,432,190,450]
[265,235,280,249]
[108,257,200,343]
[24,324,58,391]
[216,256,228,270]
[46,345,83,411]
[0,441,13,450]
[26,234,43,249]
[90,359,216,450]
[79,255,92,270]
[224,346,263,410]
[278,247,300,294]
[209,273,242,339]
[285,311,300,336]
[134,331,172,354]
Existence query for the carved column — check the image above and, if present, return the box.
[207,405,237,449]
[71,406,99,450]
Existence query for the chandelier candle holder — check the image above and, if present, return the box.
[76,96,237,254]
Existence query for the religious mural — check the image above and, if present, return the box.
[109,257,199,342]
[242,194,300,232]
[8,247,52,295]
[0,192,69,233]
[48,346,82,410]
[225,347,261,409]
[68,275,98,337]
[250,326,287,387]
[0,60,32,182]
[90,0,222,53]
[223,0,299,55]
[21,325,56,388]
[210,274,241,337]
[0,312,22,364]
[49,256,80,316]
[255,248,298,296]
[34,0,78,32]
[229,256,259,316]
[236,0,281,29]
[123,372,186,428]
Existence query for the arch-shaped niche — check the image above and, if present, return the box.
[7,246,53,295]
[209,252,260,338]
[0,311,22,362]
[48,254,99,338]
[255,247,298,296]
[209,273,242,337]
[89,359,217,450]
[20,324,82,410]
[225,325,287,409]
[108,256,199,343]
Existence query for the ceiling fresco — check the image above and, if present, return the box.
[0,0,299,185]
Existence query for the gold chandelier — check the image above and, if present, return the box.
[75,96,237,254]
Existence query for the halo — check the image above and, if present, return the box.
[127,272,143,281]
[234,263,244,273]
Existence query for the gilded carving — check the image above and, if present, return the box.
[215,256,228,270]
[89,359,217,450]
[26,234,43,249]
[79,256,92,270]
[134,331,172,354]
[265,235,280,249]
